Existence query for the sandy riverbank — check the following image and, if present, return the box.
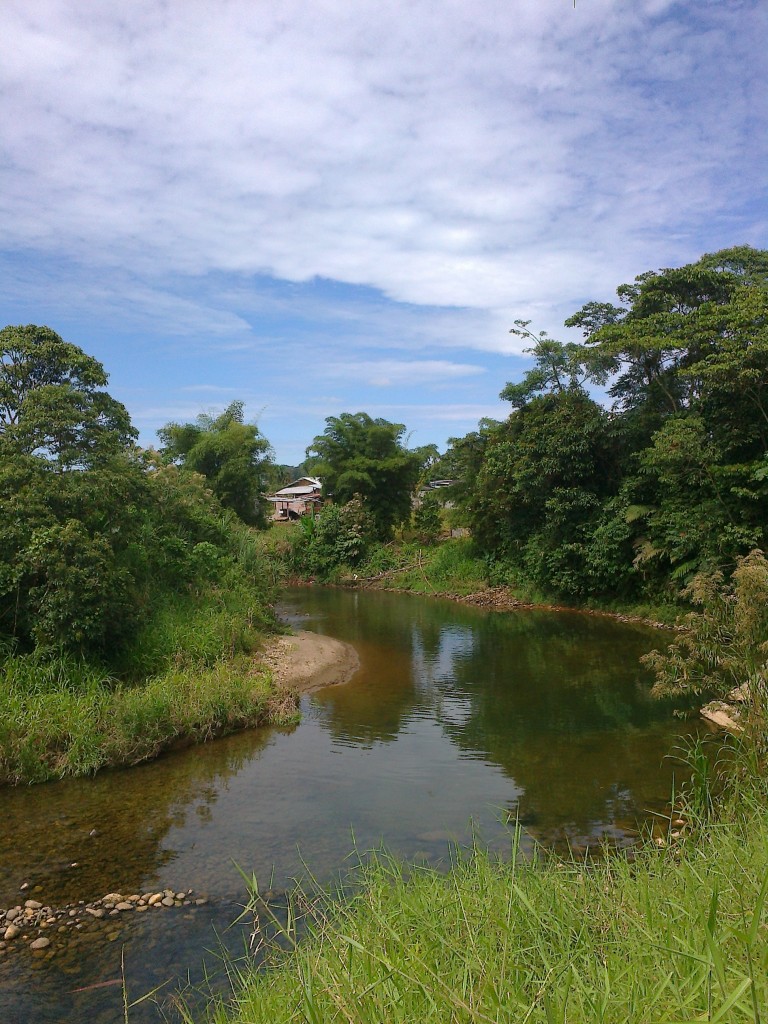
[260,630,360,695]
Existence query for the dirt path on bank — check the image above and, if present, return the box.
[259,630,360,695]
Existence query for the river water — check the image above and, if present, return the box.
[0,588,695,1022]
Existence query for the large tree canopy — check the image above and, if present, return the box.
[158,401,273,526]
[458,246,768,599]
[307,412,433,539]
[0,324,136,468]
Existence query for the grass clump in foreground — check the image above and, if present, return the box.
[194,754,768,1024]
[0,588,297,785]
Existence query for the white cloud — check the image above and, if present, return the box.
[1,0,764,461]
[2,0,764,331]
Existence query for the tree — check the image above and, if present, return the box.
[158,401,273,526]
[500,320,610,408]
[0,324,136,468]
[0,325,145,651]
[566,246,768,583]
[566,246,768,425]
[471,391,619,595]
[306,412,432,539]
[432,418,501,526]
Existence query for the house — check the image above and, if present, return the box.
[266,476,323,521]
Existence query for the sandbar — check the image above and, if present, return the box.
[260,630,360,695]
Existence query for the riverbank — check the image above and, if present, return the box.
[196,775,768,1024]
[273,530,681,628]
[367,582,677,630]
[0,651,299,786]
[258,629,360,695]
[0,625,360,786]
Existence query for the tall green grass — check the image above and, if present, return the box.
[0,587,296,785]
[355,537,488,596]
[195,776,768,1024]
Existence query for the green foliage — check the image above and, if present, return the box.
[452,247,768,603]
[0,324,136,468]
[307,412,433,539]
[471,392,619,597]
[0,648,290,786]
[501,319,611,408]
[159,401,273,525]
[412,491,442,543]
[0,328,280,667]
[430,417,499,525]
[289,498,374,580]
[645,549,768,712]
[0,565,288,784]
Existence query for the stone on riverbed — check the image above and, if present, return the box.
[30,936,50,950]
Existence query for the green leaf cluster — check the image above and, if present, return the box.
[307,412,434,540]
[0,327,274,662]
[289,497,375,580]
[158,400,273,526]
[450,246,768,600]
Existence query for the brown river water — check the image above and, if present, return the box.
[0,587,699,1023]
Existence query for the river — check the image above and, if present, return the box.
[0,588,696,1022]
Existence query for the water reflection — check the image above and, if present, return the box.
[1,587,694,1023]
[283,589,689,851]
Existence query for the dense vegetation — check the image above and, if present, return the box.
[287,247,768,619]
[452,246,768,603]
[0,325,289,784]
[306,411,437,539]
[158,400,273,527]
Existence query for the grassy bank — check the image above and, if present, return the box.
[266,523,681,625]
[194,748,768,1024]
[0,587,296,785]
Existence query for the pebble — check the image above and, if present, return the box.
[0,884,204,952]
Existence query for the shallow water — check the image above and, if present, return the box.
[0,588,695,1022]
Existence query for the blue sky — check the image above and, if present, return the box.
[1,0,766,466]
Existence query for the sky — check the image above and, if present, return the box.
[1,0,766,466]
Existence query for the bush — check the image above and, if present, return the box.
[290,498,375,580]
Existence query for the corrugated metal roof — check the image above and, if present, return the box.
[273,484,320,497]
